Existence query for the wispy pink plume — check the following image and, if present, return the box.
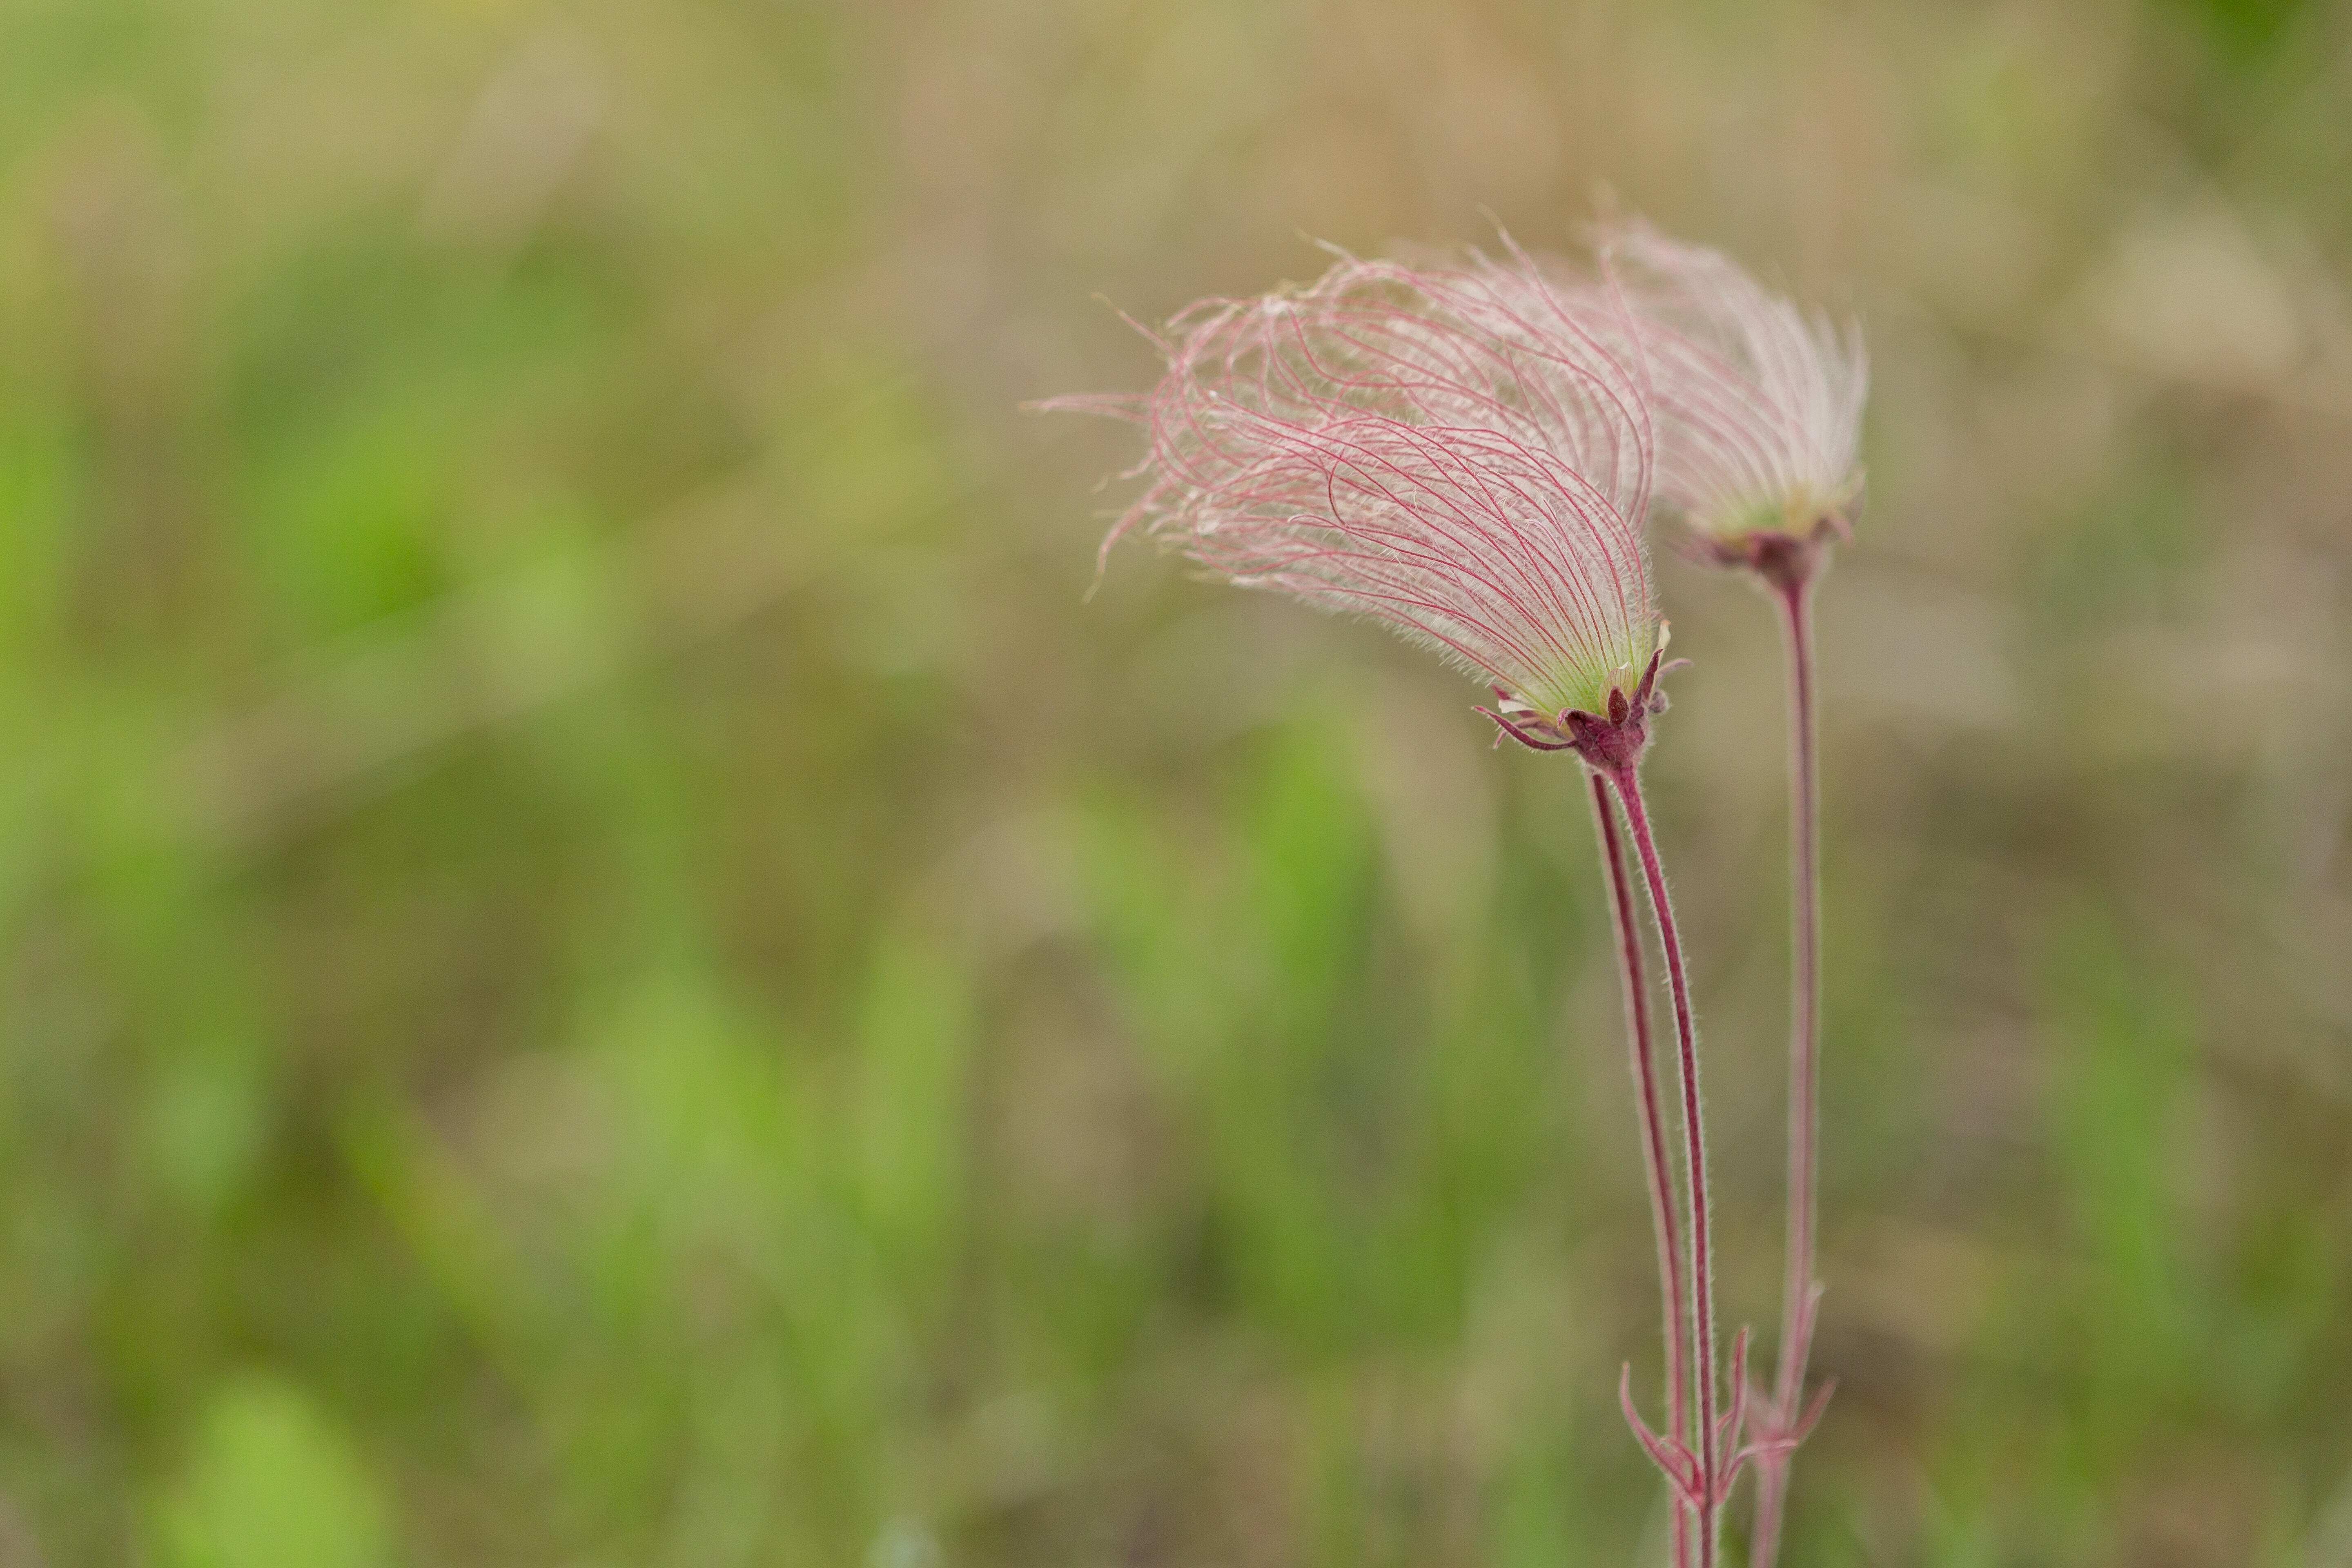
[1054,250,1664,719]
[1595,221,1866,542]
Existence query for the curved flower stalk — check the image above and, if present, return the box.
[1588,767,1691,1568]
[1599,220,1866,1568]
[1049,247,1761,1566]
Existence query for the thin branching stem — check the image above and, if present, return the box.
[1607,763,1720,1568]
[1590,772,1692,1568]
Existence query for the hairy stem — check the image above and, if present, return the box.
[1607,764,1720,1568]
[1590,773,1692,1568]
[1749,576,1821,1568]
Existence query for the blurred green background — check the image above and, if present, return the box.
[1,0,2349,1561]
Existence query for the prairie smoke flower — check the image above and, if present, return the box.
[1597,222,1866,569]
[1053,249,1748,1566]
[1059,251,1667,726]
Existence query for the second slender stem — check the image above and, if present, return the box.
[1608,763,1720,1568]
[1749,575,1822,1568]
[1590,773,1691,1568]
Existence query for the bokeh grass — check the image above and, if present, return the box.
[2,0,2351,1562]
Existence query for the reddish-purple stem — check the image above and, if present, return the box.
[1590,773,1692,1568]
[1606,763,1721,1568]
[1749,575,1822,1568]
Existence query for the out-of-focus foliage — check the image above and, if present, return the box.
[0,0,2348,1562]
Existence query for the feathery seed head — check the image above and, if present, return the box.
[1595,221,1867,555]
[1058,249,1668,726]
